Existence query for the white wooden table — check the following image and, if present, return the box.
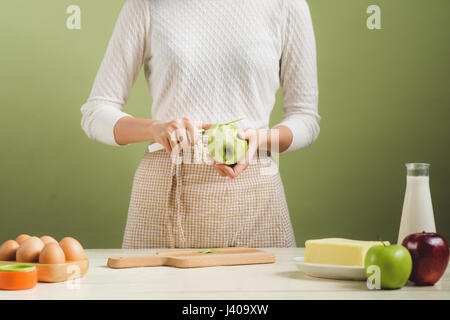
[0,248,449,300]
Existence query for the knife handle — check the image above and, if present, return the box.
[148,143,164,153]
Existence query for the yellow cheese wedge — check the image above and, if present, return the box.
[304,238,390,267]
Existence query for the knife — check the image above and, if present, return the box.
[147,129,205,153]
[147,118,244,153]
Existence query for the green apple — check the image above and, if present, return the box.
[206,124,248,165]
[364,244,412,289]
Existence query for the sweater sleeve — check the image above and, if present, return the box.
[80,0,150,146]
[275,0,320,153]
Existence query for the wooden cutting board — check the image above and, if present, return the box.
[0,259,89,283]
[107,247,275,269]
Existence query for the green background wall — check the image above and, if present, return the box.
[1,0,449,248]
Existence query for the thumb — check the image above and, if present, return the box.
[238,129,249,140]
[199,123,214,130]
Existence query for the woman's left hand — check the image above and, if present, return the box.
[212,128,265,179]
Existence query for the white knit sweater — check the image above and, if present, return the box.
[81,0,320,153]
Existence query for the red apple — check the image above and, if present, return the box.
[402,232,449,286]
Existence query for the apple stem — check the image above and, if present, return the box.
[377,234,386,246]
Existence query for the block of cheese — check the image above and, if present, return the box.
[304,238,390,266]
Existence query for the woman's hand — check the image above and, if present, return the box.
[212,128,266,179]
[153,117,202,154]
[211,126,293,178]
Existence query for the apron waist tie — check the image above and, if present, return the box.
[166,137,211,248]
[166,151,187,248]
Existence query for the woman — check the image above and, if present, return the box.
[81,0,320,248]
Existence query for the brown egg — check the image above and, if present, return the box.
[59,237,84,261]
[39,243,66,264]
[16,234,31,245]
[16,237,44,262]
[40,235,58,245]
[0,240,20,261]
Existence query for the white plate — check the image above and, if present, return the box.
[292,257,366,281]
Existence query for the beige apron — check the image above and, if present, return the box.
[122,136,296,248]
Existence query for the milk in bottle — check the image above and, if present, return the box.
[397,163,436,244]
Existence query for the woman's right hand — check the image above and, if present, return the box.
[152,117,203,154]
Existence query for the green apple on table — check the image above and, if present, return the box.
[364,243,413,289]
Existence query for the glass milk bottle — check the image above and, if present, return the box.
[397,163,436,244]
